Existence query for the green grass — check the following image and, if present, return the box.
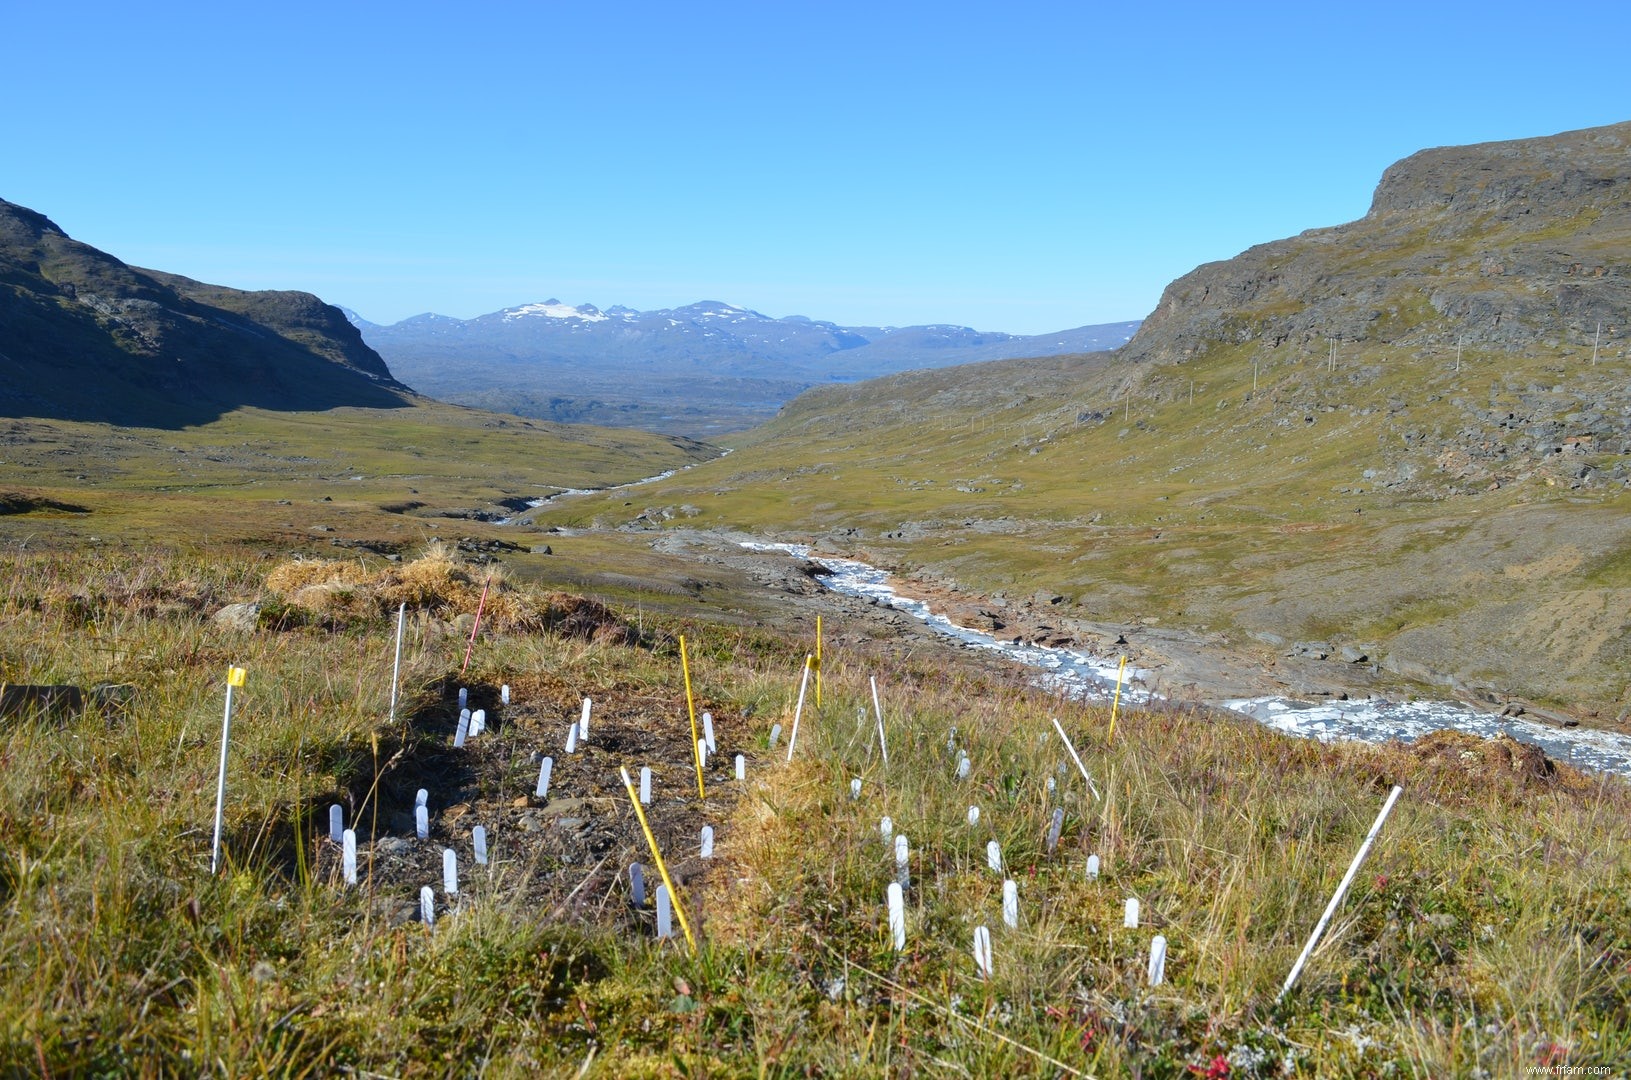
[1,541,1627,1076]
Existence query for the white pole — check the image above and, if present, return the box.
[1279,785,1404,1000]
[388,603,406,723]
[870,676,888,766]
[209,666,245,874]
[786,655,813,763]
[1051,718,1101,800]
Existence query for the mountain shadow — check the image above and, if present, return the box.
[0,198,415,427]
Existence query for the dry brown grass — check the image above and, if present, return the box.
[265,541,637,643]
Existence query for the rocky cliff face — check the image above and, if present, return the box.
[1124,121,1631,368]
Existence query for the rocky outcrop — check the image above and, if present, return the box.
[1123,121,1631,369]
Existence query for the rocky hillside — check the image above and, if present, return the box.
[0,198,413,426]
[544,121,1631,720]
[1120,122,1631,492]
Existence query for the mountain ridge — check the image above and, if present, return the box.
[1,198,413,427]
[352,298,1139,437]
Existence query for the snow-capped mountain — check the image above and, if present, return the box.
[351,299,1139,436]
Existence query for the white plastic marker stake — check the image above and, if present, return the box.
[535,757,553,799]
[973,926,994,978]
[967,805,980,827]
[342,829,357,885]
[700,826,714,858]
[870,676,888,766]
[639,766,652,806]
[786,654,814,763]
[579,697,591,741]
[329,804,343,843]
[1046,808,1065,855]
[443,849,458,895]
[1279,784,1404,1001]
[416,788,429,808]
[956,753,971,781]
[473,825,488,866]
[565,724,578,754]
[1149,935,1168,986]
[1051,717,1102,801]
[702,711,716,754]
[209,665,246,874]
[1087,854,1101,880]
[500,683,510,706]
[470,709,485,738]
[1046,776,1056,796]
[1002,879,1019,928]
[734,754,745,781]
[629,863,646,906]
[850,778,862,800]
[458,687,468,710]
[768,723,782,749]
[881,816,894,843]
[895,834,910,891]
[420,886,435,927]
[697,738,709,771]
[986,840,1003,874]
[1124,897,1140,929]
[416,804,429,840]
[655,885,673,940]
[887,882,906,951]
[388,603,406,724]
[453,710,469,748]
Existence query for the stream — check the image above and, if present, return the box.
[742,541,1631,780]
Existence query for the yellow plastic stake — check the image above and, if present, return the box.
[620,766,697,954]
[680,635,705,799]
[1106,656,1128,743]
[814,615,823,708]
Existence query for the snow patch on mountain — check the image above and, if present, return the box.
[503,301,608,323]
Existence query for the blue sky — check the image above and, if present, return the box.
[6,2,1629,334]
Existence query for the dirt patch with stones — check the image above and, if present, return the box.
[313,671,761,938]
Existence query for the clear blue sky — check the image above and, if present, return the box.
[6,2,1628,335]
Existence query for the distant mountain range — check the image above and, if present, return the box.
[0,198,411,426]
[349,301,1140,436]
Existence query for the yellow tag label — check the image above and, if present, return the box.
[227,666,246,687]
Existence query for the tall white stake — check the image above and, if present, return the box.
[1051,717,1101,801]
[870,676,888,766]
[388,603,406,723]
[209,666,246,874]
[786,655,813,763]
[1279,785,1404,1000]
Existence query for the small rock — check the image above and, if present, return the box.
[210,603,261,632]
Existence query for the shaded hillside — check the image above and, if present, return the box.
[0,199,413,426]
[539,122,1631,720]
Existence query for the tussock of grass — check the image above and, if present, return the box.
[264,542,638,642]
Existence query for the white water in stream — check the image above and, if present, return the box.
[743,542,1631,780]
